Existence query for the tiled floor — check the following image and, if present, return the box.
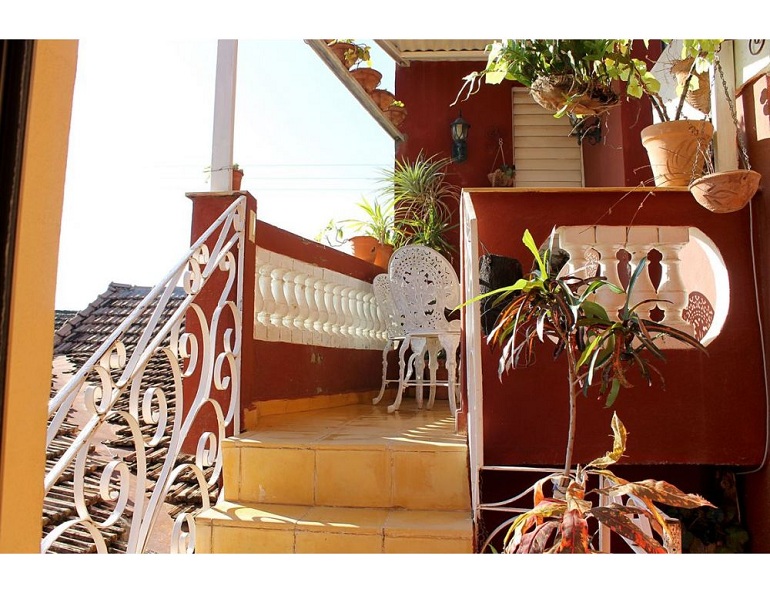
[235,398,465,450]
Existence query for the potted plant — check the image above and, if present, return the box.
[470,229,713,553]
[203,163,243,190]
[454,40,627,118]
[384,99,407,127]
[326,39,371,70]
[378,152,458,257]
[456,39,724,187]
[339,195,403,268]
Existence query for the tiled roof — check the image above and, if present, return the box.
[46,282,216,553]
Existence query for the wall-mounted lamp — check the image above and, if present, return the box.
[567,113,602,146]
[450,112,470,163]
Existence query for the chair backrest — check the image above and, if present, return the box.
[387,245,460,332]
[373,273,405,340]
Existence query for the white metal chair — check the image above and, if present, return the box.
[385,245,461,416]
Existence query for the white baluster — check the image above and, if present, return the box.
[657,226,692,339]
[281,268,299,342]
[270,266,289,339]
[258,262,279,340]
[322,281,336,345]
[293,271,310,344]
[626,226,659,320]
[594,226,628,318]
[304,272,320,344]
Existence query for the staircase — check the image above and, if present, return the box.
[195,396,474,553]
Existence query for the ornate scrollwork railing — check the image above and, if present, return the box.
[43,195,246,554]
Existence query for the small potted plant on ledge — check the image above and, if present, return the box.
[339,195,403,269]
[467,229,713,553]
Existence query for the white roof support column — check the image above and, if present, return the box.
[210,40,238,191]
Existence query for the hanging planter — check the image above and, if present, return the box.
[530,74,619,117]
[640,120,714,187]
[687,55,762,213]
[670,57,711,115]
[384,103,407,127]
[488,138,516,187]
[688,170,762,213]
[370,89,396,111]
[350,67,382,93]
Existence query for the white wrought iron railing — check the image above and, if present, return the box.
[254,247,387,350]
[44,195,246,554]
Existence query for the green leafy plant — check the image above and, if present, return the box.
[469,229,712,552]
[338,195,403,248]
[377,152,458,256]
[328,39,371,68]
[455,39,723,121]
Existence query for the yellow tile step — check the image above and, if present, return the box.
[195,500,474,553]
[221,403,471,511]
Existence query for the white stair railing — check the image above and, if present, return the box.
[44,195,246,554]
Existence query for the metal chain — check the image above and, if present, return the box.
[715,55,752,170]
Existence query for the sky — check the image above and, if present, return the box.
[55,38,397,310]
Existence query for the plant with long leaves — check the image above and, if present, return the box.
[503,412,714,553]
[377,152,458,256]
[479,229,708,477]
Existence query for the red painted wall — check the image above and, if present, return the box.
[186,196,385,443]
[395,60,515,264]
[583,40,662,187]
[736,74,770,552]
[464,187,766,468]
[250,220,384,404]
[183,191,258,452]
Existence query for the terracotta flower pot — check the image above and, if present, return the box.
[327,41,357,69]
[640,120,715,187]
[232,168,243,191]
[385,105,407,127]
[373,243,394,269]
[370,89,396,111]
[689,169,762,213]
[349,236,378,263]
[350,67,382,93]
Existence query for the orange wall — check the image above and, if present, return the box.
[0,40,78,553]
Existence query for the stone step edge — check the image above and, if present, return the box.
[196,500,474,539]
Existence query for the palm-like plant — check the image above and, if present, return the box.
[339,195,403,248]
[377,152,458,256]
[472,229,713,552]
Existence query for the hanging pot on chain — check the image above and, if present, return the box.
[689,169,762,213]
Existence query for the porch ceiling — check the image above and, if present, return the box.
[374,40,493,64]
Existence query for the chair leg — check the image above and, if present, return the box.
[387,337,412,414]
[413,341,426,409]
[372,341,392,405]
[438,335,461,418]
[426,339,440,410]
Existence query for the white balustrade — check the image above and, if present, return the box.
[557,225,715,342]
[253,247,387,350]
